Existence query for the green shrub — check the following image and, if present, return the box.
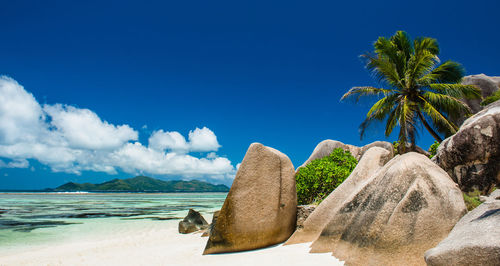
[428,141,439,158]
[463,190,482,211]
[296,148,357,205]
[392,141,400,155]
[481,90,500,106]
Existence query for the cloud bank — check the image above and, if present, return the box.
[0,76,235,181]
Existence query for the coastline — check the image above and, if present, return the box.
[0,217,344,266]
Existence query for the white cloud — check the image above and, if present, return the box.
[0,76,44,144]
[111,142,233,178]
[0,76,236,182]
[148,128,221,153]
[0,158,29,168]
[44,104,138,150]
[188,127,221,152]
[148,130,189,152]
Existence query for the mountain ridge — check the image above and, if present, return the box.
[51,176,229,192]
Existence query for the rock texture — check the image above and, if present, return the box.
[178,209,209,234]
[203,143,297,254]
[433,100,500,193]
[286,147,392,245]
[297,140,393,170]
[360,141,394,158]
[310,153,467,266]
[295,205,316,229]
[424,199,500,266]
[201,210,220,237]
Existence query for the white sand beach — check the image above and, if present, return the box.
[0,218,343,266]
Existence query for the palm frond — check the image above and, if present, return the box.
[428,83,481,99]
[419,96,458,133]
[422,91,472,115]
[363,54,403,88]
[374,37,406,79]
[358,94,398,139]
[406,50,439,88]
[366,94,399,119]
[340,86,395,102]
[390,31,414,61]
[414,37,440,56]
[385,100,401,136]
[417,60,465,85]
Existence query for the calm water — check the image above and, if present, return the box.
[0,192,226,252]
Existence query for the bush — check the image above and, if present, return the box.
[296,148,357,205]
[481,90,500,106]
[463,190,482,211]
[428,141,439,158]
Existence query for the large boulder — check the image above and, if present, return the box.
[310,153,467,266]
[433,100,500,193]
[286,147,392,245]
[297,140,393,170]
[424,198,500,266]
[203,143,297,254]
[178,209,209,234]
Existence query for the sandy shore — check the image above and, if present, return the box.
[0,219,343,266]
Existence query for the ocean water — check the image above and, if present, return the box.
[0,192,226,254]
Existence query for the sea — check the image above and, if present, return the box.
[0,192,226,255]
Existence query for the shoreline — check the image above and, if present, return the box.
[0,218,344,266]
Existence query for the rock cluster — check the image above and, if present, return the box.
[203,143,297,254]
[199,124,499,264]
[307,153,466,265]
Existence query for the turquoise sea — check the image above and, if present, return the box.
[0,192,226,254]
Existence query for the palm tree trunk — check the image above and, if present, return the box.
[417,109,443,143]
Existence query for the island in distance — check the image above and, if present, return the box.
[48,176,229,193]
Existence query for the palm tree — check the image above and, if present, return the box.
[341,31,480,153]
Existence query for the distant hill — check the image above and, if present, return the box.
[51,176,229,192]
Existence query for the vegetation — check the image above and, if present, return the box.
[462,190,482,211]
[296,148,357,205]
[341,31,481,153]
[480,90,500,106]
[392,141,400,155]
[52,176,229,192]
[428,141,439,158]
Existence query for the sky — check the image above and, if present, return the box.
[0,0,499,189]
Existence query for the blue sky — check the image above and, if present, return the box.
[0,0,499,189]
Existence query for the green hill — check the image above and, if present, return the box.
[52,176,229,192]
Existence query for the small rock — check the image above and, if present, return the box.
[178,209,208,234]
